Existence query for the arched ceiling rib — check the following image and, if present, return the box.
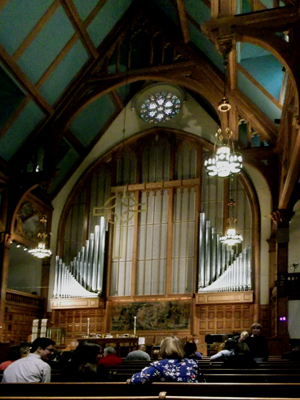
[0,0,298,208]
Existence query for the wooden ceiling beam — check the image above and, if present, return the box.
[237,64,283,110]
[0,98,29,140]
[279,128,300,209]
[230,88,278,145]
[84,0,109,27]
[63,129,85,155]
[110,90,124,111]
[176,0,190,43]
[12,0,60,61]
[35,34,78,89]
[0,44,53,115]
[60,0,99,59]
[202,5,299,38]
[0,0,10,14]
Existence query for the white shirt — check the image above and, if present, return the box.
[2,353,51,382]
[210,349,235,361]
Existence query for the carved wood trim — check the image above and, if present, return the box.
[50,297,105,309]
[195,291,254,304]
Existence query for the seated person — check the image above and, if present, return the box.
[210,338,236,362]
[224,332,257,368]
[98,346,122,366]
[0,345,21,371]
[2,337,55,382]
[129,336,204,384]
[62,340,111,382]
[235,331,250,354]
[126,344,150,361]
[281,339,300,361]
[184,340,203,360]
[245,322,269,362]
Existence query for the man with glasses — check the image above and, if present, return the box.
[2,337,55,382]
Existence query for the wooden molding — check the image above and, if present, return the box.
[195,291,254,304]
[50,297,104,309]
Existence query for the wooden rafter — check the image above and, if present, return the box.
[0,44,53,115]
[60,0,99,59]
[176,0,190,43]
[12,0,60,61]
[238,64,283,110]
[35,34,79,89]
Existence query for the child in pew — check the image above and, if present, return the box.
[210,338,236,362]
[224,331,257,368]
[61,340,111,382]
[129,336,205,384]
[184,340,203,360]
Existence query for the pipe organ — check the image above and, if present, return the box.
[198,212,252,292]
[53,217,106,298]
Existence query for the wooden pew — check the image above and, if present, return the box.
[107,370,300,383]
[0,382,300,398]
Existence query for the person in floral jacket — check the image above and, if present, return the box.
[129,336,204,384]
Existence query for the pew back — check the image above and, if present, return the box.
[1,382,300,398]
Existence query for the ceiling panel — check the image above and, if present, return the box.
[39,40,89,105]
[69,93,117,148]
[0,0,53,55]
[16,5,75,83]
[0,100,46,161]
[238,70,282,122]
[87,0,132,48]
[72,0,99,21]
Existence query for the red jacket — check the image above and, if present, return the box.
[98,353,122,366]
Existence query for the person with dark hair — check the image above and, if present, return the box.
[0,345,21,371]
[129,336,204,384]
[210,338,236,362]
[62,340,111,382]
[2,337,55,382]
[224,331,257,368]
[245,322,269,362]
[184,340,203,360]
[281,339,300,361]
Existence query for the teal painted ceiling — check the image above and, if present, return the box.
[0,0,289,197]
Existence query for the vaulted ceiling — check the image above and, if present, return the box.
[0,0,299,208]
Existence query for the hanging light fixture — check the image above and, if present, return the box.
[28,215,52,259]
[204,53,243,178]
[220,179,243,246]
[204,127,243,178]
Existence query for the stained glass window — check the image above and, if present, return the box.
[139,92,182,123]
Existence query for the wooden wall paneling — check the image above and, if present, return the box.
[4,305,43,343]
[52,308,106,344]
[197,303,255,335]
[3,290,45,343]
[260,304,271,336]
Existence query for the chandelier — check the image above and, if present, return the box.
[204,127,243,178]
[204,52,243,178]
[28,215,52,259]
[220,183,243,246]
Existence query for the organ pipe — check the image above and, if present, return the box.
[53,217,106,298]
[198,212,252,292]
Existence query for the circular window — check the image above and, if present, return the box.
[133,83,185,124]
